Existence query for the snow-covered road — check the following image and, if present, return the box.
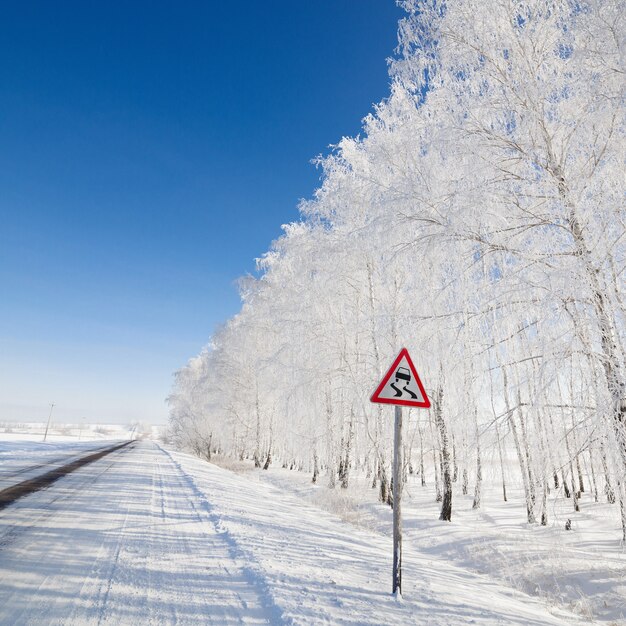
[0,441,276,625]
[0,442,584,625]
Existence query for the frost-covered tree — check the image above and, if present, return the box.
[168,0,624,533]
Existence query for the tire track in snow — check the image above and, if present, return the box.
[69,445,165,625]
[30,449,134,624]
[71,446,173,625]
[72,441,278,625]
[0,445,134,625]
[161,449,283,625]
[93,499,134,625]
[157,445,286,626]
[1,441,281,624]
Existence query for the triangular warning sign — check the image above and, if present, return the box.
[370,348,430,408]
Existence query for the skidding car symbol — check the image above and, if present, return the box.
[391,367,418,399]
[395,367,411,382]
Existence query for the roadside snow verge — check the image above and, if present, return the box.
[163,448,586,626]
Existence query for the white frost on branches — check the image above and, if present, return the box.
[169,0,625,531]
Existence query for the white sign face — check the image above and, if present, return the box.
[370,348,430,408]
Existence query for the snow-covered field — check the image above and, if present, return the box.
[0,438,614,625]
[0,420,152,443]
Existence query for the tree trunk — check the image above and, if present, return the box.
[540,479,548,526]
[263,420,273,470]
[254,389,262,468]
[516,390,536,507]
[371,458,378,489]
[379,460,391,505]
[326,389,336,488]
[584,447,599,503]
[490,367,507,502]
[430,413,442,502]
[340,409,355,489]
[495,417,508,502]
[563,471,571,498]
[601,442,616,503]
[472,408,482,510]
[312,451,319,484]
[504,369,535,523]
[452,433,458,483]
[556,168,626,470]
[563,427,580,512]
[618,481,626,542]
[435,385,452,522]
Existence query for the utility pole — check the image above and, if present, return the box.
[43,403,55,442]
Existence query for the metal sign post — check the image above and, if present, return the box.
[371,348,430,597]
[392,404,403,595]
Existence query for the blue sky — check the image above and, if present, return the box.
[0,1,403,425]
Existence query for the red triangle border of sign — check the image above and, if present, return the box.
[370,348,431,408]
